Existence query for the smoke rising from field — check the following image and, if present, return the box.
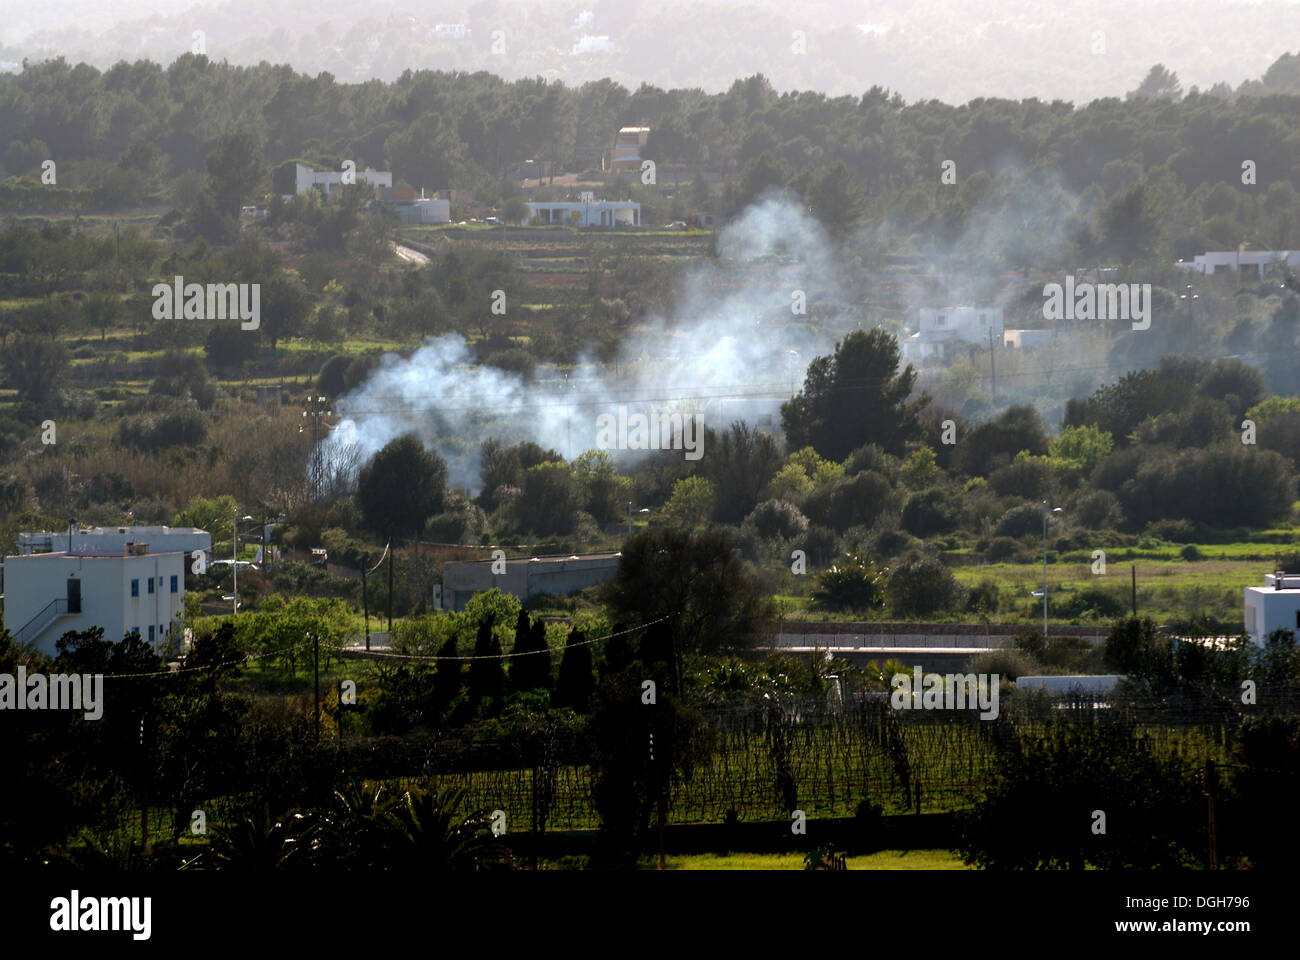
[319,192,848,491]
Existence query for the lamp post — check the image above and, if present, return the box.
[1042,503,1062,638]
[232,513,255,616]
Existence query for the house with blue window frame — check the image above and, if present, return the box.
[0,542,186,657]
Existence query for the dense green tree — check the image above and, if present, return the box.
[356,435,448,540]
[601,527,776,656]
[781,328,924,460]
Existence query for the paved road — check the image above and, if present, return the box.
[392,242,429,265]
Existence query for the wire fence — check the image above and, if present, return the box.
[319,690,1299,831]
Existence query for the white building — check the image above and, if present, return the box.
[1017,675,1123,695]
[394,197,451,224]
[439,552,622,611]
[1,545,186,657]
[901,307,1004,362]
[526,195,640,228]
[18,525,211,559]
[1243,572,1300,645]
[292,162,393,202]
[1177,250,1300,277]
[1002,329,1054,350]
[606,126,650,173]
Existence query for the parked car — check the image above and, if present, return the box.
[207,560,259,575]
[484,216,501,225]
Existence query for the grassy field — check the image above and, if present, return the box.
[649,849,970,870]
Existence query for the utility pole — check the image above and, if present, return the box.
[232,510,238,617]
[312,631,320,746]
[1131,565,1138,616]
[361,561,371,652]
[988,326,998,402]
[139,714,149,854]
[1201,759,1218,870]
[387,532,394,633]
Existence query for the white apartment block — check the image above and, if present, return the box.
[1,546,186,657]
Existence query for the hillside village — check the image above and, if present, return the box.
[0,38,1297,899]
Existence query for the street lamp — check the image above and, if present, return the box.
[232,513,255,617]
[1042,503,1062,638]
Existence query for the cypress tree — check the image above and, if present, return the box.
[509,611,553,694]
[469,615,504,710]
[555,628,595,713]
[600,622,636,678]
[431,634,463,724]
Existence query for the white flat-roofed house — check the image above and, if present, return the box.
[1244,572,1300,645]
[293,162,393,202]
[1,543,186,657]
[901,307,1004,362]
[526,198,640,227]
[1177,250,1300,278]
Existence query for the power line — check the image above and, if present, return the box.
[346,614,674,661]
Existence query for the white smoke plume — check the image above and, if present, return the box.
[318,192,854,491]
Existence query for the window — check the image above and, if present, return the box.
[132,626,140,636]
[148,625,155,643]
[131,579,139,597]
[170,575,179,594]
[935,314,946,327]
[148,577,155,594]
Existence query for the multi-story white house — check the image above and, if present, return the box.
[901,307,1004,362]
[1,544,187,657]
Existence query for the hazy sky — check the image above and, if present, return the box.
[3,0,1300,103]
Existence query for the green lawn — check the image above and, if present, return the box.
[650,849,970,870]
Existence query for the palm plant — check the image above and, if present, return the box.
[209,804,309,871]
[372,783,511,871]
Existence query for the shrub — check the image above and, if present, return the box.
[985,536,1022,562]
[966,580,1001,615]
[966,647,1041,681]
[744,499,810,541]
[995,503,1043,539]
[900,487,961,538]
[885,551,966,618]
[810,553,886,612]
[1073,489,1123,530]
